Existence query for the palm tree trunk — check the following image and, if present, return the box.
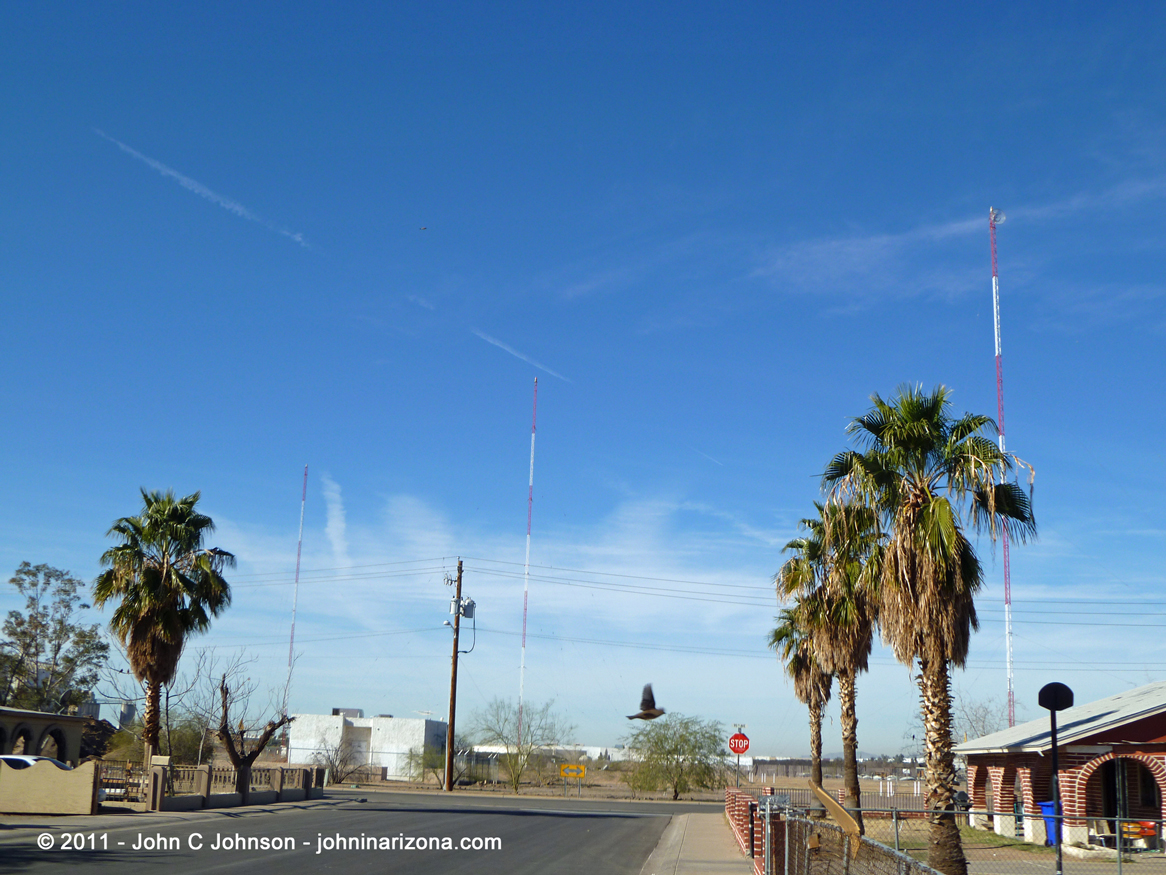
[143,678,162,763]
[838,669,864,834]
[809,699,826,817]
[919,657,967,875]
[809,700,823,786]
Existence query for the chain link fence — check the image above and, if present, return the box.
[800,808,1165,875]
[737,793,1166,875]
[778,807,944,875]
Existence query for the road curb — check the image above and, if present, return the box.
[640,814,687,875]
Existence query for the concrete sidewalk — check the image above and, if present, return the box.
[640,812,755,875]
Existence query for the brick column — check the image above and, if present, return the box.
[987,766,1017,837]
[967,762,989,830]
[750,804,764,875]
[1017,766,1046,845]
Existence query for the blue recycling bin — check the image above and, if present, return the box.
[1038,801,1061,846]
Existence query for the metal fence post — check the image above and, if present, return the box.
[893,807,900,853]
[764,797,772,875]
[1117,816,1123,875]
[784,813,790,875]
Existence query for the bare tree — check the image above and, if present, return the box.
[470,698,572,794]
[310,735,365,784]
[952,690,1014,742]
[405,735,473,788]
[215,673,292,801]
[99,646,292,779]
[142,648,294,798]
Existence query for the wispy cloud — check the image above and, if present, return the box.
[94,129,308,248]
[320,474,351,567]
[407,295,435,310]
[754,177,1166,304]
[1011,176,1166,222]
[752,216,983,301]
[470,328,571,382]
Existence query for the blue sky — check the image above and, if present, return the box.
[2,3,1165,756]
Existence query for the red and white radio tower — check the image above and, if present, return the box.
[989,206,1015,728]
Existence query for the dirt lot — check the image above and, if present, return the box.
[347,769,886,803]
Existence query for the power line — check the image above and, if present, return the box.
[463,556,774,590]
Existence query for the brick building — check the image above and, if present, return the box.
[956,680,1166,846]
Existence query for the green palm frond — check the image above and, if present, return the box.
[93,489,233,685]
[824,384,1033,667]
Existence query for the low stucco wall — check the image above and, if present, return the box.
[0,760,98,815]
[160,788,307,810]
[161,795,205,811]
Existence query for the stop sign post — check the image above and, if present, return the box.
[729,732,749,787]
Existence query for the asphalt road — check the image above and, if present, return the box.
[0,790,721,875]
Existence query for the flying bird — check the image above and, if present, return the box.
[627,684,665,720]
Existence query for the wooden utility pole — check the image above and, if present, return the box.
[444,559,463,792]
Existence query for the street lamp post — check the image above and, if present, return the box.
[1039,682,1074,875]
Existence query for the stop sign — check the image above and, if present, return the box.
[729,733,750,754]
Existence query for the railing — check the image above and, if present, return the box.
[250,768,275,792]
[282,768,303,790]
[209,767,237,793]
[161,765,321,798]
[170,766,200,795]
[98,760,144,802]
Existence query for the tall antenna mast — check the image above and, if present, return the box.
[283,464,308,717]
[989,207,1015,728]
[517,378,538,745]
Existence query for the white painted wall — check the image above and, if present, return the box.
[288,713,447,780]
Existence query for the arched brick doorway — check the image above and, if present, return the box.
[1069,753,1166,846]
[1084,757,1165,819]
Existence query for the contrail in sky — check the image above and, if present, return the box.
[471,329,571,382]
[94,129,307,248]
[689,445,724,466]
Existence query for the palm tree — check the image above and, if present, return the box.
[768,603,832,791]
[777,503,880,833]
[824,385,1035,875]
[93,489,233,761]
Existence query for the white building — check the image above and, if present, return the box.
[288,710,447,780]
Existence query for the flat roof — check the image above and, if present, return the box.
[0,707,91,724]
[956,680,1166,754]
